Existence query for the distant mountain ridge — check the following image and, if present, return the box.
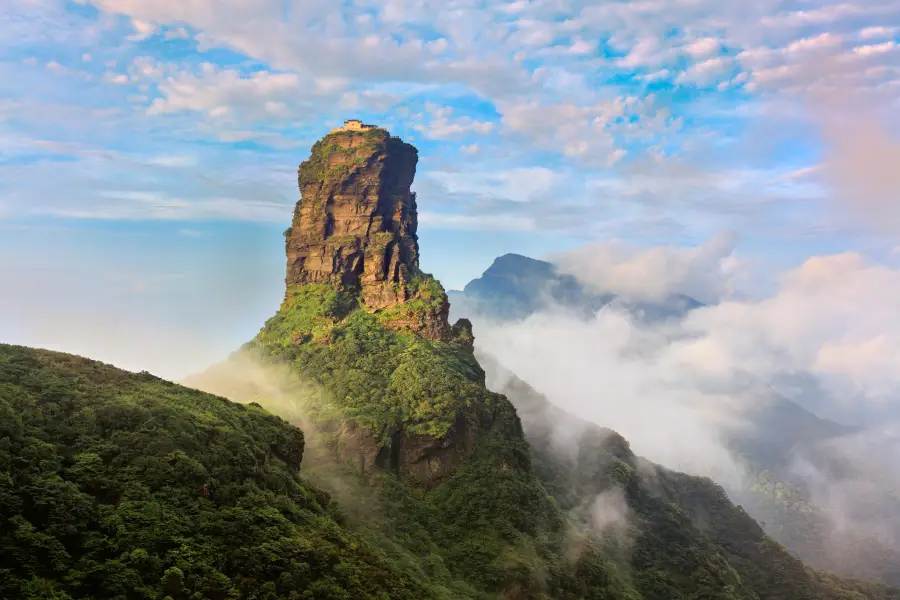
[448,252,702,323]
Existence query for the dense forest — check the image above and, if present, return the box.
[0,343,435,599]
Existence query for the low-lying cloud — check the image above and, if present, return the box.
[475,306,747,484]
[465,236,900,574]
[550,230,740,304]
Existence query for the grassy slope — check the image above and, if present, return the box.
[239,283,571,598]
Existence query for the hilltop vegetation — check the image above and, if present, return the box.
[251,282,480,440]
[0,343,437,600]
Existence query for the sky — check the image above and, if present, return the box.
[1,0,900,379]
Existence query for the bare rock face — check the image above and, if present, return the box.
[286,127,418,290]
[332,414,483,485]
[277,124,484,485]
[285,127,451,329]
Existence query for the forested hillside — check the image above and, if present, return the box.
[0,343,436,600]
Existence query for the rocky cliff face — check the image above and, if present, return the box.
[285,126,462,343]
[225,124,488,485]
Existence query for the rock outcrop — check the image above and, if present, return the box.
[331,412,484,484]
[184,124,500,487]
[285,125,465,344]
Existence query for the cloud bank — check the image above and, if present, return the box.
[466,236,900,574]
[551,231,740,304]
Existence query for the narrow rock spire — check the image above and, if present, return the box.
[285,123,470,345]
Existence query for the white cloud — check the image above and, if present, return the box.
[499,96,675,167]
[675,57,732,86]
[785,33,843,54]
[412,104,495,140]
[779,165,823,180]
[146,64,319,121]
[104,72,130,85]
[567,37,596,55]
[859,26,898,40]
[641,69,671,82]
[164,26,191,40]
[129,18,156,40]
[82,0,518,98]
[145,154,196,167]
[551,232,739,304]
[213,129,302,148]
[670,252,900,412]
[418,212,535,232]
[616,37,654,67]
[683,37,722,59]
[49,190,290,222]
[761,4,865,28]
[58,0,898,184]
[128,56,166,80]
[511,18,557,47]
[853,41,897,56]
[475,305,746,483]
[426,166,560,204]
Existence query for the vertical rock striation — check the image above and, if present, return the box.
[285,125,464,343]
[227,123,500,486]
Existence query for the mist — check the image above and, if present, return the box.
[475,305,747,485]
[181,352,391,528]
[461,237,900,576]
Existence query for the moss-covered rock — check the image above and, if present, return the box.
[247,282,500,481]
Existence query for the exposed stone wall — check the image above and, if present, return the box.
[285,126,460,341]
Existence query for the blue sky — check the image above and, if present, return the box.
[2,0,900,378]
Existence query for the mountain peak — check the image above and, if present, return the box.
[286,126,419,302]
[491,253,554,270]
[285,125,460,342]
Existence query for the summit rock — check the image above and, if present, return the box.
[285,124,464,343]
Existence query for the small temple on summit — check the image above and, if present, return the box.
[330,118,378,134]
